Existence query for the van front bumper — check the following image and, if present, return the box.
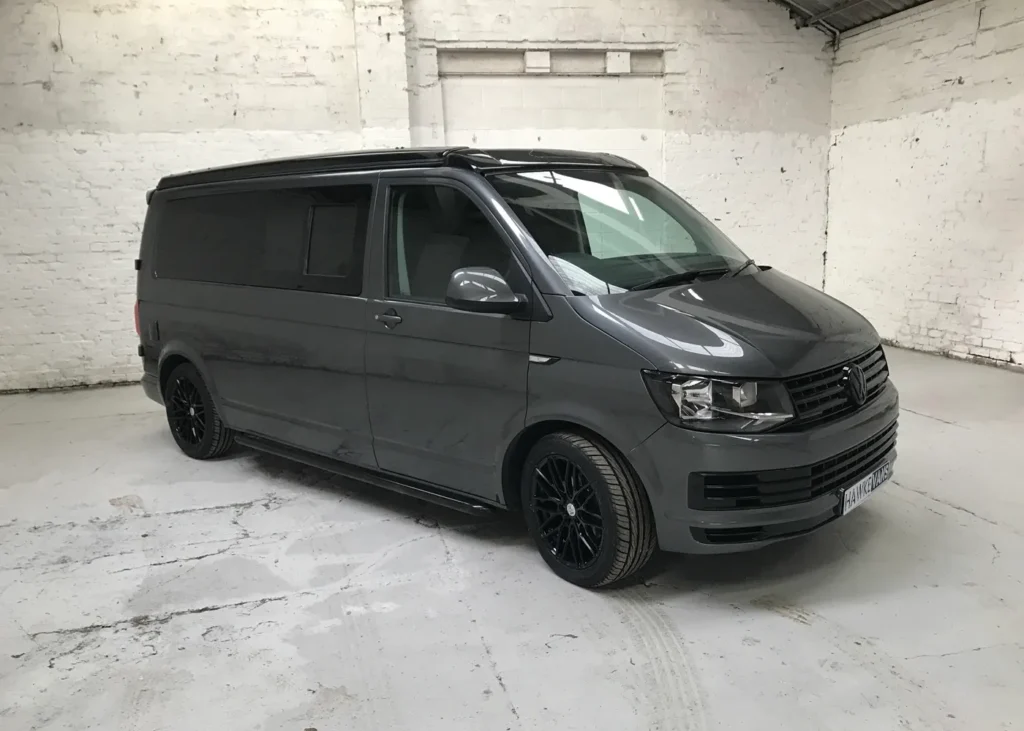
[628,380,899,554]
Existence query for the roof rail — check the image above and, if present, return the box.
[154,146,647,191]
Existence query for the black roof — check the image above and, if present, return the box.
[155,147,646,190]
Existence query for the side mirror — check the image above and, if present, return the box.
[445,267,525,314]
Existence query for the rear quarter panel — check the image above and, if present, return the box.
[136,187,374,466]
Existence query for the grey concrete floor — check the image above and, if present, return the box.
[1,347,1022,731]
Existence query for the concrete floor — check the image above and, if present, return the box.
[0,347,1021,731]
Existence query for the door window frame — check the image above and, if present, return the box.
[376,175,534,310]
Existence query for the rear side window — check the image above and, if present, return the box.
[157,192,275,286]
[303,186,373,293]
[156,185,372,295]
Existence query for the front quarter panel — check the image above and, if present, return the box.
[525,296,666,458]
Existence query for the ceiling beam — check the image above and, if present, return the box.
[803,0,875,25]
[777,0,842,41]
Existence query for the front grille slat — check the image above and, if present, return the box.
[814,433,895,491]
[788,374,845,397]
[863,359,887,379]
[791,382,846,404]
[778,346,890,431]
[860,349,884,366]
[691,420,897,511]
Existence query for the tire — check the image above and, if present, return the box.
[163,362,235,460]
[521,431,656,588]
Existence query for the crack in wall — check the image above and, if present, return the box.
[823,126,846,291]
[45,1,63,52]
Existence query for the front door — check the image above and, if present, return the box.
[364,178,530,502]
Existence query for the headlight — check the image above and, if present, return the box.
[642,371,795,433]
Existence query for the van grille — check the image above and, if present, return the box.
[780,347,889,430]
[689,419,897,511]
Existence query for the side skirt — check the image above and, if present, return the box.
[235,434,496,517]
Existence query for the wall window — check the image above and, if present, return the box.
[387,185,513,302]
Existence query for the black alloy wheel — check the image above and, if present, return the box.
[522,431,656,588]
[168,376,206,446]
[163,362,235,460]
[532,454,604,570]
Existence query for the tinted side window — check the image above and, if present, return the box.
[156,185,371,295]
[158,191,275,286]
[387,185,513,302]
[303,186,373,294]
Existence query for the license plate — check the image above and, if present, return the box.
[841,461,892,515]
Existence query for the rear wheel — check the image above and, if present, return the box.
[163,362,234,459]
[521,431,656,588]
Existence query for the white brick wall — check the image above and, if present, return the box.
[1,0,832,390]
[0,130,375,390]
[408,0,834,286]
[0,0,407,391]
[827,0,1024,366]
[439,73,667,175]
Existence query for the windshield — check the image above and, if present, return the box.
[489,169,749,294]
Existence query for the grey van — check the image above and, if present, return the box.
[135,147,898,588]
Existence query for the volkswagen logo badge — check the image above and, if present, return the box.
[843,364,867,406]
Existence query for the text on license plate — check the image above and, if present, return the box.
[841,461,892,515]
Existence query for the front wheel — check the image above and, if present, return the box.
[521,431,656,588]
[163,362,235,460]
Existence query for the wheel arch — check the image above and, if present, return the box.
[158,353,190,397]
[501,419,643,512]
[156,343,223,408]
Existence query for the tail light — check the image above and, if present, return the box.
[134,300,141,336]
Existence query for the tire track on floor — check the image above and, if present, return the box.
[612,588,707,731]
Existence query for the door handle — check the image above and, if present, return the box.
[375,309,403,329]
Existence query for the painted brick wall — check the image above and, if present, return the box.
[0,0,408,391]
[439,72,668,176]
[0,0,831,390]
[827,0,1024,366]
[407,0,834,287]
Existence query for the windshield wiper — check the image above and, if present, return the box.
[728,259,757,277]
[629,268,731,291]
